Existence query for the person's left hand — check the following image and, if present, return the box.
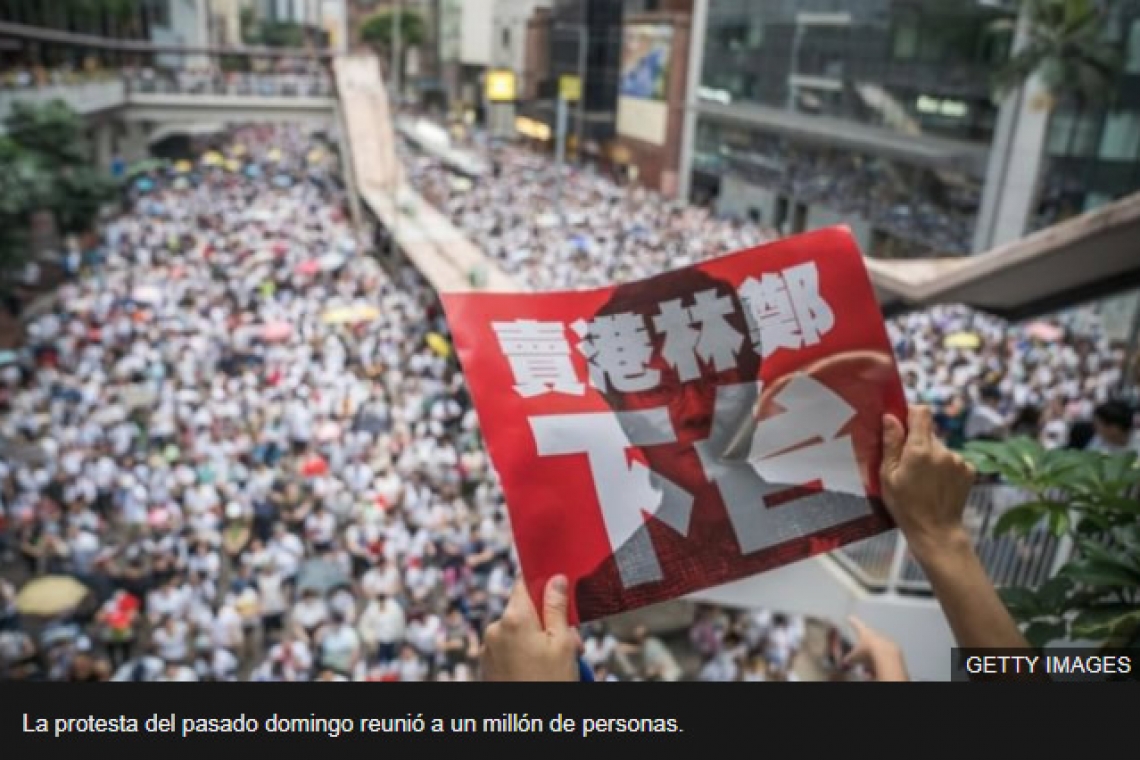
[481,575,580,682]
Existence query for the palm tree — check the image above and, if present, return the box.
[975,0,1122,250]
[992,0,1119,110]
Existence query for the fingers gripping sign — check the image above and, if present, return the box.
[482,576,579,682]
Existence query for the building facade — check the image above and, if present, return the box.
[683,0,1013,258]
[1033,0,1140,229]
[682,0,1140,259]
[613,3,694,196]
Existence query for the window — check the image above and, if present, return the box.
[1083,192,1113,212]
[1099,111,1140,160]
[148,0,172,29]
[1046,110,1101,157]
[892,14,919,60]
[1127,19,1140,74]
[502,27,511,50]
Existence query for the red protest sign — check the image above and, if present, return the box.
[442,227,906,623]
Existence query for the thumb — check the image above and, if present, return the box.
[542,574,571,634]
[881,414,905,473]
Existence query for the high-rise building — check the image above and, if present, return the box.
[680,0,1140,259]
[1029,0,1140,232]
[523,0,624,157]
[682,0,1012,258]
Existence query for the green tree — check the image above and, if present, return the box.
[992,0,1119,109]
[360,9,426,51]
[0,100,116,275]
[964,438,1140,649]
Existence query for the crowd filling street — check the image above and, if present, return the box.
[0,120,1137,682]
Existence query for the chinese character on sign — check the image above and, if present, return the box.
[652,288,744,383]
[572,313,660,393]
[492,320,585,397]
[696,374,869,556]
[738,262,835,358]
[530,410,692,588]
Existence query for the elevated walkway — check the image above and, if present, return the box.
[0,76,336,135]
[333,55,519,294]
[866,192,1140,320]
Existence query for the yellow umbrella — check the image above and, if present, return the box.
[944,332,982,350]
[231,143,247,157]
[174,159,193,173]
[426,332,451,358]
[307,148,325,164]
[267,148,283,163]
[16,576,90,616]
[321,305,381,325]
[225,158,242,173]
[202,150,224,166]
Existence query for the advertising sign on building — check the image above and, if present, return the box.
[616,24,674,146]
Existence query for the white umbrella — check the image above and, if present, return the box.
[319,252,346,271]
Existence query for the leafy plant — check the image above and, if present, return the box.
[965,438,1140,648]
[360,10,426,50]
[991,0,1120,107]
[0,100,116,275]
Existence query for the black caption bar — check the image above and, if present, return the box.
[951,648,1140,682]
[3,681,1135,755]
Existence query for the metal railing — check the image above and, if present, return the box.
[124,72,335,98]
[832,484,1069,594]
[0,77,126,123]
[0,70,335,127]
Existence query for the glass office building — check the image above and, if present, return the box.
[1036,0,1140,228]
[689,0,1140,257]
[690,0,1016,257]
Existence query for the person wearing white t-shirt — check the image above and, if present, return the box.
[357,595,406,663]
[303,503,336,552]
[392,643,428,682]
[360,558,402,599]
[146,580,188,625]
[291,588,329,643]
[152,616,190,663]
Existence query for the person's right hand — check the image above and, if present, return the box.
[843,616,908,682]
[880,405,976,558]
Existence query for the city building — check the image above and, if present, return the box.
[1014,0,1140,237]
[679,0,1140,260]
[514,0,623,161]
[252,0,348,49]
[612,0,694,196]
[208,0,252,47]
[680,0,1013,258]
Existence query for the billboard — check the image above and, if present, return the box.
[617,24,674,146]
